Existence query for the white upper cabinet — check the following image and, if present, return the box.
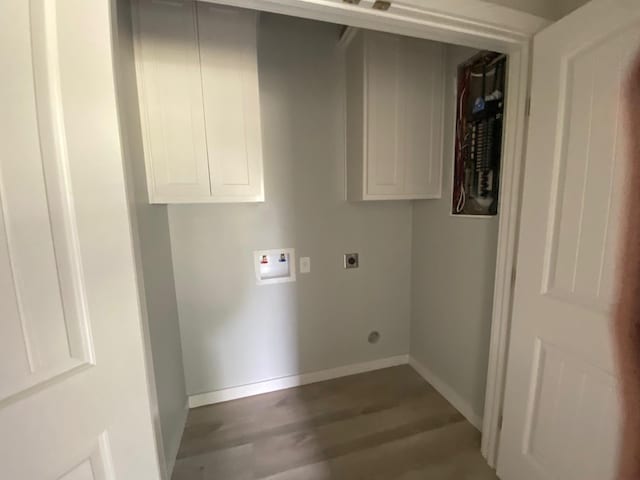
[134,0,264,203]
[346,30,445,201]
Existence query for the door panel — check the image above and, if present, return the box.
[498,1,640,479]
[544,28,630,310]
[522,341,618,479]
[1,0,95,402]
[0,0,161,478]
[57,436,112,480]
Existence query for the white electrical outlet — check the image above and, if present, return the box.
[300,257,311,274]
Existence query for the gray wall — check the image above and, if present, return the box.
[481,0,589,20]
[168,14,412,396]
[481,0,557,19]
[115,0,188,474]
[410,45,498,421]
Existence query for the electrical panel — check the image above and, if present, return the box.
[452,52,507,216]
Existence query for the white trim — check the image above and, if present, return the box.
[188,355,409,408]
[202,0,549,51]
[480,43,531,468]
[111,2,184,477]
[409,356,483,431]
[164,401,189,478]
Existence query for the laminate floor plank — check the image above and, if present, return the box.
[178,367,432,459]
[172,365,498,480]
[251,395,462,477]
[260,422,489,480]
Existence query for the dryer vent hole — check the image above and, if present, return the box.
[368,331,380,344]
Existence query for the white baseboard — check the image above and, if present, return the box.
[164,400,189,477]
[188,354,410,408]
[409,356,483,431]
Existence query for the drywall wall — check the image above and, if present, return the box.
[410,45,498,421]
[115,0,188,475]
[168,14,412,396]
[480,0,556,19]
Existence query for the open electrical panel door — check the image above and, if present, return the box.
[453,52,507,216]
[498,1,640,478]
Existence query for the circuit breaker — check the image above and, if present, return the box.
[452,52,506,216]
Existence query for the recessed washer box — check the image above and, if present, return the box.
[254,248,296,285]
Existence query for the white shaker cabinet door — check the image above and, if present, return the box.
[346,30,445,201]
[135,0,211,202]
[198,4,265,202]
[401,38,444,199]
[364,32,404,197]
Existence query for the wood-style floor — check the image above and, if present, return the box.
[172,365,498,480]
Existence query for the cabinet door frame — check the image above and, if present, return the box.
[198,0,550,468]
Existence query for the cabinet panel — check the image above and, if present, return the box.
[365,33,404,196]
[198,5,264,201]
[135,0,210,202]
[402,39,444,198]
[345,30,444,201]
[346,34,365,201]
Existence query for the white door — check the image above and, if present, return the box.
[0,1,162,478]
[498,1,640,479]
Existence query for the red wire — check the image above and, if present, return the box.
[454,67,470,212]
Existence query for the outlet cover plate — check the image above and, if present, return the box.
[254,248,296,285]
[300,256,311,274]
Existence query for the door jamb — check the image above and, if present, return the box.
[200,0,548,468]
